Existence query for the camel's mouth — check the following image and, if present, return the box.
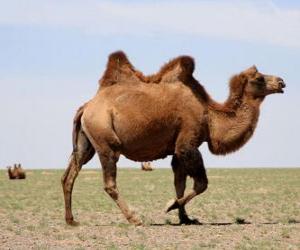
[277,82,286,94]
[268,80,286,95]
[266,88,284,95]
[275,88,284,94]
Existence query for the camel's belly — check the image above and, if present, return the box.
[114,119,177,161]
[120,134,175,162]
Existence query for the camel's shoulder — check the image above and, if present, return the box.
[99,51,196,87]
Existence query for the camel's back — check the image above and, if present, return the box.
[98,81,205,123]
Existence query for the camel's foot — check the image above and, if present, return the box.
[179,216,201,225]
[65,217,80,226]
[126,212,144,226]
[165,199,180,213]
[127,214,143,226]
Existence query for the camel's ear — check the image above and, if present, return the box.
[244,65,258,74]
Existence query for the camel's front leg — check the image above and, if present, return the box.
[168,155,193,224]
[166,150,208,224]
[98,149,142,226]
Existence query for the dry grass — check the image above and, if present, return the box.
[0,168,299,249]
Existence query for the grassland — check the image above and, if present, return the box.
[0,168,299,249]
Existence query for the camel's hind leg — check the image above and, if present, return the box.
[97,146,142,225]
[61,129,95,225]
[166,150,208,224]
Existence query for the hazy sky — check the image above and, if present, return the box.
[1,0,299,169]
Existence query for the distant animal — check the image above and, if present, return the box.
[7,164,26,179]
[141,162,154,171]
[61,51,285,225]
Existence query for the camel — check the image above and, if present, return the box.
[7,164,26,179]
[61,51,285,225]
[141,162,154,171]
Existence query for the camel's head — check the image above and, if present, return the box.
[241,65,285,98]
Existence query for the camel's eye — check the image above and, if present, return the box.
[256,76,264,83]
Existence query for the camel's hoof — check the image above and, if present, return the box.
[180,217,202,225]
[66,219,80,226]
[128,216,143,226]
[165,199,180,213]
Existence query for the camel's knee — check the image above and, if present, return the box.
[194,179,208,195]
[62,178,73,193]
[104,183,118,200]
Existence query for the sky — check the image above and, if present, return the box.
[0,0,299,169]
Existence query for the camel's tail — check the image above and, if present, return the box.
[72,104,86,152]
[71,103,96,166]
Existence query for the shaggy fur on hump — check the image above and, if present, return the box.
[99,51,196,86]
[99,51,248,113]
[99,51,213,104]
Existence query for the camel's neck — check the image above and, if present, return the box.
[8,169,13,178]
[207,97,261,155]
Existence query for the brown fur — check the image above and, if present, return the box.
[7,164,26,180]
[100,50,195,84]
[100,51,239,113]
[72,103,88,152]
[62,52,285,225]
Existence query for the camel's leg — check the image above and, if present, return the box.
[61,129,95,225]
[166,150,208,224]
[98,148,142,225]
[170,155,196,224]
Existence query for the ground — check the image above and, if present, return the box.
[0,168,299,249]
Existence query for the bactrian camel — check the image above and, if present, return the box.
[7,164,26,179]
[141,162,154,171]
[62,51,285,225]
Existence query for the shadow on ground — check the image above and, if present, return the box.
[150,220,300,226]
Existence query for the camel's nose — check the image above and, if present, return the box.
[277,77,286,88]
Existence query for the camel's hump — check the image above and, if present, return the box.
[108,51,130,65]
[153,55,195,83]
[99,51,195,87]
[99,51,141,87]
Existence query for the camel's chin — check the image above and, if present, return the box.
[266,89,284,95]
[275,89,284,94]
